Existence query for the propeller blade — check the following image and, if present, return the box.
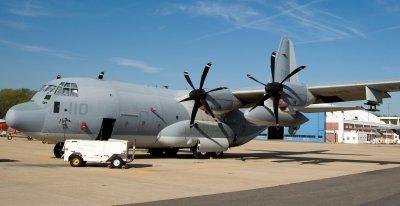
[280,66,305,84]
[272,96,280,126]
[179,96,193,103]
[190,100,201,127]
[247,74,267,87]
[184,71,195,90]
[200,99,216,119]
[206,87,227,94]
[249,94,271,112]
[199,62,212,89]
[270,51,276,82]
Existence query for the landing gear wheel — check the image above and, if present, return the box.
[110,157,124,169]
[148,148,164,157]
[164,148,179,157]
[208,152,224,158]
[70,155,84,167]
[193,151,208,159]
[53,142,64,158]
[7,134,12,140]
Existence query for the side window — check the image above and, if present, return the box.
[54,102,60,113]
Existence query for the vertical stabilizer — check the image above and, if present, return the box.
[273,37,299,83]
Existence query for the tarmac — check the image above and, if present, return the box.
[1,137,400,206]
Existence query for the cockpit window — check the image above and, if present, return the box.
[39,85,57,93]
[53,82,79,97]
[39,85,46,92]
[44,85,57,93]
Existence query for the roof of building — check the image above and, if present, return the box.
[326,110,386,125]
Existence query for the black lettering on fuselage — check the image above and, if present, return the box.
[68,102,89,115]
[79,104,88,115]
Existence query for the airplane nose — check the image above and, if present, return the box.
[5,102,45,133]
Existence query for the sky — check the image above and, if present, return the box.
[1,0,400,115]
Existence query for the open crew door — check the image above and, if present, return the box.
[96,118,116,141]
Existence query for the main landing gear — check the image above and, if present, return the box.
[148,148,223,159]
[148,148,179,157]
[192,150,223,159]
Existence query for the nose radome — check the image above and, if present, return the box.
[5,102,45,133]
[5,106,17,128]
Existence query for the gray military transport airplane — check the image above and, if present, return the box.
[6,37,400,159]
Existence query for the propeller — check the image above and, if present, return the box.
[180,62,227,128]
[247,52,306,126]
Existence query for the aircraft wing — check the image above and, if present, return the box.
[232,88,264,106]
[309,80,400,103]
[232,80,400,106]
[298,104,363,113]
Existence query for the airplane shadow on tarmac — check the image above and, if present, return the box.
[0,159,19,163]
[130,149,400,166]
[225,150,400,166]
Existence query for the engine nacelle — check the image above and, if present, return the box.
[205,89,241,116]
[244,106,308,127]
[156,120,234,152]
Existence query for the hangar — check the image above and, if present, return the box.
[256,110,399,144]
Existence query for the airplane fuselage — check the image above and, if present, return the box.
[6,77,267,151]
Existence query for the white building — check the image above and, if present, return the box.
[326,110,398,143]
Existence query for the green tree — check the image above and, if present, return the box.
[0,88,36,118]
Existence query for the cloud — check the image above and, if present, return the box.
[0,19,30,29]
[7,1,50,17]
[0,39,76,60]
[165,0,365,44]
[369,25,400,34]
[112,58,161,73]
[175,1,261,25]
[281,1,365,43]
[376,0,400,13]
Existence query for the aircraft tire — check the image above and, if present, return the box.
[110,157,124,169]
[164,148,179,157]
[193,151,208,159]
[53,142,64,158]
[209,152,223,158]
[70,155,84,167]
[148,148,164,157]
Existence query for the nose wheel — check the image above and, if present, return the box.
[53,142,64,158]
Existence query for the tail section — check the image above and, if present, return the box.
[273,37,299,83]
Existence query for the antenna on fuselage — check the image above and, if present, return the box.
[97,71,104,80]
[56,74,61,79]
